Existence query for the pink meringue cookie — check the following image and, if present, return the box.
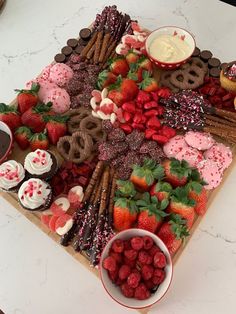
[204,143,233,172]
[197,159,222,190]
[176,147,204,168]
[184,131,215,150]
[49,63,73,87]
[163,135,188,158]
[44,87,70,113]
[39,64,53,81]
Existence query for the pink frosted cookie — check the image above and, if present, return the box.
[26,78,58,102]
[163,135,188,158]
[49,63,73,87]
[44,87,71,113]
[184,131,215,150]
[197,159,222,190]
[39,64,53,81]
[204,143,232,171]
[176,147,204,168]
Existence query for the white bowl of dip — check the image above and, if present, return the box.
[146,26,195,69]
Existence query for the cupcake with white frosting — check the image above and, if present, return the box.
[0,160,25,192]
[24,149,58,180]
[18,178,52,211]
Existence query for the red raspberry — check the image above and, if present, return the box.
[109,252,123,264]
[124,257,136,268]
[127,271,141,288]
[103,256,117,272]
[152,268,165,285]
[141,264,154,281]
[148,245,161,257]
[143,236,154,250]
[134,283,151,300]
[115,277,124,286]
[108,268,118,283]
[138,250,152,265]
[124,240,132,250]
[144,279,156,290]
[124,249,138,261]
[153,252,166,268]
[118,265,131,281]
[111,239,124,253]
[131,237,144,251]
[121,283,134,298]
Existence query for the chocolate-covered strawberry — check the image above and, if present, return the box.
[45,115,68,145]
[0,103,21,131]
[150,181,172,201]
[21,102,52,133]
[169,186,195,229]
[130,159,164,191]
[14,126,32,150]
[137,192,169,233]
[157,214,189,255]
[15,83,40,114]
[162,158,192,187]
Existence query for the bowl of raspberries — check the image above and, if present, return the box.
[100,229,173,309]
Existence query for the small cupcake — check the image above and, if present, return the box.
[220,61,236,93]
[18,178,52,211]
[24,149,58,180]
[0,160,25,192]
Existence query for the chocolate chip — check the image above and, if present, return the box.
[79,28,91,40]
[209,67,221,78]
[78,38,88,46]
[54,53,66,63]
[192,47,200,57]
[75,45,84,55]
[208,57,221,68]
[67,38,79,48]
[221,62,228,70]
[200,50,213,62]
[61,46,73,56]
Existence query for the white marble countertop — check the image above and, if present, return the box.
[0,0,236,313]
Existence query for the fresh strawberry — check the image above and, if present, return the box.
[130,159,164,191]
[139,72,158,92]
[0,103,21,131]
[14,126,32,150]
[21,102,52,133]
[45,115,68,145]
[113,197,138,231]
[30,131,49,151]
[162,158,192,187]
[108,77,139,105]
[137,192,169,233]
[150,182,172,201]
[109,56,129,77]
[157,214,189,255]
[169,187,195,229]
[107,89,124,107]
[136,90,152,104]
[127,67,144,83]
[125,50,139,64]
[15,83,40,114]
[97,70,117,90]
[138,56,153,75]
[187,181,207,215]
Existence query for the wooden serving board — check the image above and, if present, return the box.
[1,26,236,314]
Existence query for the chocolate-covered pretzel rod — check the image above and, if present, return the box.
[83,161,104,202]
[206,114,236,128]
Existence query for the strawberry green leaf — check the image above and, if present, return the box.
[151,196,158,204]
[160,198,169,210]
[116,180,137,198]
[153,165,165,180]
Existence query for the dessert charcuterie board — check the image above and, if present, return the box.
[1,5,236,312]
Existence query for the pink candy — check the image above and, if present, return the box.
[163,135,188,158]
[176,147,203,168]
[44,87,70,114]
[184,131,215,150]
[197,160,222,190]
[204,143,233,172]
[49,63,73,87]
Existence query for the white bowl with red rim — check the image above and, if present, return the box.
[0,121,13,164]
[145,26,195,69]
[99,228,173,309]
